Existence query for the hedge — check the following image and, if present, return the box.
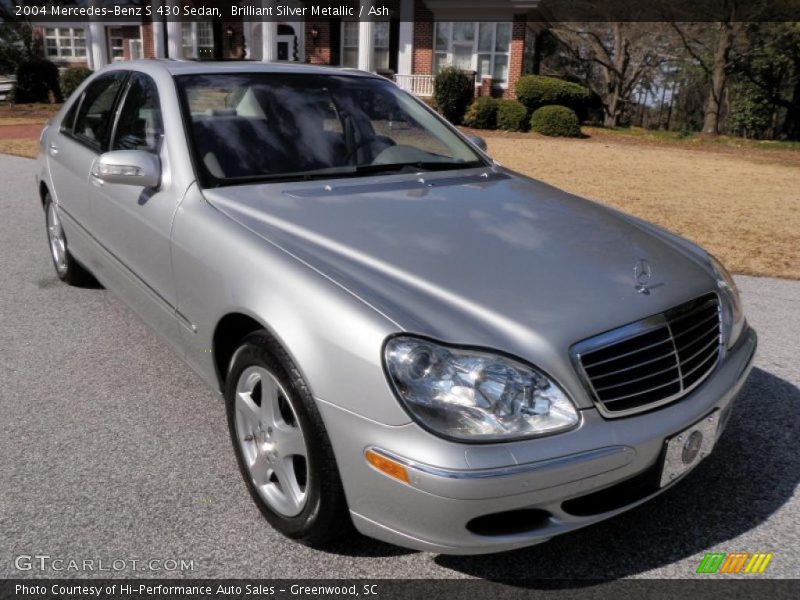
[463,96,499,130]
[60,66,93,99]
[515,75,591,117]
[530,105,581,137]
[496,99,528,132]
[433,67,474,125]
[11,59,62,104]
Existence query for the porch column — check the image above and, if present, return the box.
[357,2,375,72]
[88,20,108,69]
[244,22,254,59]
[261,1,277,62]
[166,0,182,58]
[85,25,95,70]
[151,0,166,58]
[397,0,413,75]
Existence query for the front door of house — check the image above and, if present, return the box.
[276,33,296,61]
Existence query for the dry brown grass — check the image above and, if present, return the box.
[0,103,60,124]
[0,139,38,159]
[472,129,800,280]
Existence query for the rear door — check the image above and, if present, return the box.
[46,71,127,232]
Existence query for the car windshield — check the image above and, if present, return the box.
[176,72,485,187]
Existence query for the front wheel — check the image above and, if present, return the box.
[225,331,351,546]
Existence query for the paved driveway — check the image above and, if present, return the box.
[1,154,798,581]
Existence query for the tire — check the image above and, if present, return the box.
[44,193,92,286]
[225,330,352,547]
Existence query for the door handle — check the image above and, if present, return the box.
[48,143,59,156]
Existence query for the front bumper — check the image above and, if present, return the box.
[317,327,757,554]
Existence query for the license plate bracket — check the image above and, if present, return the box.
[660,411,719,487]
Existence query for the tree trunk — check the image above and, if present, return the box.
[703,22,734,134]
[603,23,626,128]
[782,76,800,140]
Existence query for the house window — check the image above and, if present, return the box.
[109,28,125,62]
[44,28,87,60]
[129,39,143,60]
[181,22,215,59]
[433,22,512,84]
[341,21,391,71]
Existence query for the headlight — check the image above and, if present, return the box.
[709,255,745,349]
[384,336,579,442]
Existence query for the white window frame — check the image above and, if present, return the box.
[129,39,143,60]
[433,22,512,86]
[340,21,392,71]
[108,28,125,62]
[43,27,87,61]
[181,22,215,59]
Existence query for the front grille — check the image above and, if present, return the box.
[572,294,721,417]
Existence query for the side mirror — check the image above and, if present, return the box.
[91,150,160,188]
[466,135,488,152]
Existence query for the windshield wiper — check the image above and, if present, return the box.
[352,160,482,175]
[212,161,483,187]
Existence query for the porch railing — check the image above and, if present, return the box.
[0,76,16,102]
[394,74,435,98]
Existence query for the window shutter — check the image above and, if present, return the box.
[388,18,399,74]
[329,18,341,65]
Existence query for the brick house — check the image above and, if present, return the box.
[35,0,545,99]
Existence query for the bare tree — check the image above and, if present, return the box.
[550,22,671,127]
[672,19,742,134]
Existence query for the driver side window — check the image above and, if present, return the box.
[73,72,127,151]
[112,73,164,153]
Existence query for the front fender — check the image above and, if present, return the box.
[171,183,411,426]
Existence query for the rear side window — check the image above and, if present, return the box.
[73,72,127,151]
[112,73,164,153]
[60,96,82,134]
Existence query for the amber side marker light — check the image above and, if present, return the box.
[365,449,410,484]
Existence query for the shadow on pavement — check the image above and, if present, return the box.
[434,367,799,583]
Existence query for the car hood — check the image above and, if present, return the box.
[204,168,716,407]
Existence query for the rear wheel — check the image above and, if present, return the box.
[225,331,351,546]
[44,194,91,286]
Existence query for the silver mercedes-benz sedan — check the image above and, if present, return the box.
[37,61,756,554]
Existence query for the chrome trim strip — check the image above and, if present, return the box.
[678,335,720,364]
[602,377,682,403]
[582,334,672,369]
[366,446,632,480]
[590,349,678,380]
[683,350,720,378]
[594,362,680,392]
[672,312,718,340]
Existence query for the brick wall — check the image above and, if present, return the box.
[412,0,433,75]
[504,14,528,99]
[141,22,155,59]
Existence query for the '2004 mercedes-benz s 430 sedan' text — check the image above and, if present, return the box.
[37,61,756,554]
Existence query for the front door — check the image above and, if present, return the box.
[276,34,295,61]
[88,72,181,351]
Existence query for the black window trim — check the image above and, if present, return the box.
[65,70,131,154]
[59,92,83,135]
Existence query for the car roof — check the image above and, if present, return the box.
[99,59,382,80]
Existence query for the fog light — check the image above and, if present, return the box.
[365,449,409,484]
